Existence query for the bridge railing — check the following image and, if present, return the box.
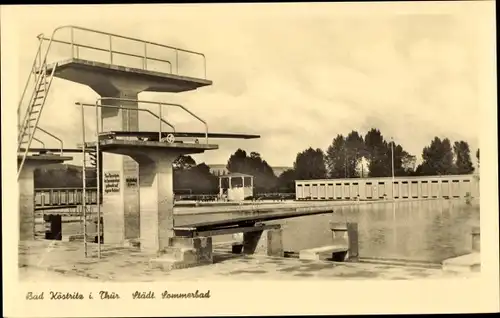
[34,187,99,207]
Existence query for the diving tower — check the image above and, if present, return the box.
[17,26,260,262]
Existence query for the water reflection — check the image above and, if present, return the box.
[177,198,479,263]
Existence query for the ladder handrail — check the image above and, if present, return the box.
[40,25,207,78]
[17,64,46,143]
[36,126,64,155]
[98,97,209,144]
[32,137,45,148]
[17,35,44,135]
[17,64,58,180]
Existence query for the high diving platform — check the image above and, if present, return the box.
[44,58,212,95]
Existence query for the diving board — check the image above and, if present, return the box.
[173,208,334,237]
[98,131,260,141]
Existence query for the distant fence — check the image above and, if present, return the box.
[175,194,218,202]
[34,188,297,207]
[295,174,479,201]
[34,188,99,207]
[174,192,296,202]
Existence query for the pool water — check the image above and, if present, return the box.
[36,198,479,264]
[177,198,480,263]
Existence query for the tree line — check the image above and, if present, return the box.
[34,127,479,195]
[276,128,478,192]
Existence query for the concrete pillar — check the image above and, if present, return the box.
[133,152,177,253]
[330,222,359,262]
[242,227,283,257]
[471,226,480,252]
[100,88,144,245]
[218,177,222,198]
[19,165,36,241]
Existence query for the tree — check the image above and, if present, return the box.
[225,149,277,192]
[401,153,417,174]
[34,164,96,188]
[476,148,480,168]
[276,169,296,193]
[364,128,390,177]
[173,156,219,194]
[173,155,196,171]
[226,149,248,173]
[345,130,366,177]
[325,134,347,178]
[387,141,416,176]
[418,137,455,175]
[293,147,327,180]
[453,141,474,174]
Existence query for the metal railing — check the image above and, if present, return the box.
[17,37,44,134]
[38,25,207,79]
[35,127,64,155]
[18,127,64,155]
[97,97,209,144]
[32,137,45,148]
[75,98,208,144]
[34,187,99,207]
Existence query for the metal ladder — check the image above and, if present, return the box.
[17,36,58,179]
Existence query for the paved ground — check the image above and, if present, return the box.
[19,241,476,282]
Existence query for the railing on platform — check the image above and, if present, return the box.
[37,25,207,79]
[75,98,209,144]
[34,187,99,207]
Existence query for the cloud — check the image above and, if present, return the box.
[13,4,481,167]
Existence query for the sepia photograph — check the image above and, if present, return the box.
[2,1,498,316]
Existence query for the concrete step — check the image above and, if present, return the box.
[299,245,348,261]
[163,246,198,263]
[61,233,99,242]
[442,252,481,273]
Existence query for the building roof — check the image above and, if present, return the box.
[218,172,253,178]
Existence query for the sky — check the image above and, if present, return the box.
[7,2,489,168]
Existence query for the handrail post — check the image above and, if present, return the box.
[37,38,42,71]
[93,99,100,258]
[70,27,74,58]
[109,35,113,64]
[144,43,147,70]
[81,103,88,258]
[158,104,162,141]
[176,49,179,74]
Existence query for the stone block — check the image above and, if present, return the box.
[471,227,480,252]
[242,227,284,257]
[329,222,359,262]
[442,252,481,273]
[150,236,214,271]
[299,245,348,261]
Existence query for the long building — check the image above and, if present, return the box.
[295,174,479,200]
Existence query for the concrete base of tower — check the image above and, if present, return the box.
[18,154,73,241]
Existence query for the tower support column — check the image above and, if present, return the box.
[100,84,147,246]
